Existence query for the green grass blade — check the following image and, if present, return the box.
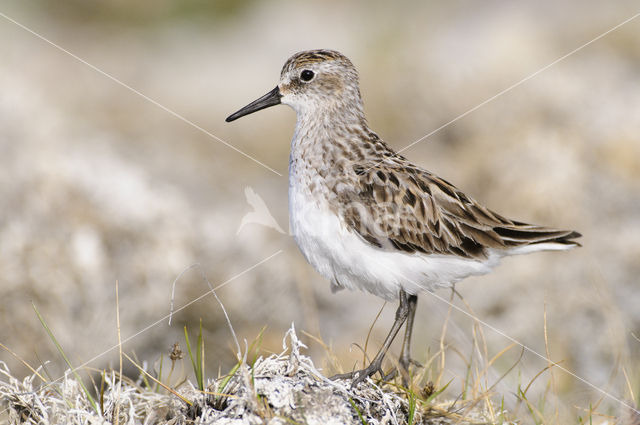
[218,361,241,395]
[99,369,105,416]
[197,319,204,391]
[249,326,267,367]
[32,302,100,415]
[184,324,204,391]
[407,390,417,425]
[517,386,542,425]
[184,326,196,376]
[349,397,368,425]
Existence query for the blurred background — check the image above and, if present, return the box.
[1,0,639,421]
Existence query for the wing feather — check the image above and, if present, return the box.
[339,163,581,259]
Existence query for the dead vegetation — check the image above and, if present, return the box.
[2,324,520,425]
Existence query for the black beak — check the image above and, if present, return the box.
[225,86,282,122]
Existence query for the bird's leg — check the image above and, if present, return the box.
[399,294,418,370]
[332,290,410,386]
[384,294,420,385]
[397,294,420,385]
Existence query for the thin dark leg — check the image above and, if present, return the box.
[393,294,419,386]
[332,290,410,385]
[399,294,418,371]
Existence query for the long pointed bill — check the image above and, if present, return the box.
[225,86,282,122]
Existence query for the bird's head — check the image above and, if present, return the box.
[226,49,363,122]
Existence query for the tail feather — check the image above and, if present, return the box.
[494,225,582,252]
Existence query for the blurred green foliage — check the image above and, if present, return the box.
[28,0,257,26]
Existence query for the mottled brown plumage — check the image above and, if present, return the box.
[340,138,580,260]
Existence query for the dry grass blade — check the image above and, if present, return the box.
[435,290,455,389]
[469,342,518,386]
[122,352,192,406]
[521,360,564,398]
[456,346,524,423]
[622,366,636,404]
[363,301,386,369]
[0,342,47,383]
[453,289,489,392]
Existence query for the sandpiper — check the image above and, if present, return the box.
[226,49,581,385]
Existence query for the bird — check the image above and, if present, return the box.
[225,49,581,385]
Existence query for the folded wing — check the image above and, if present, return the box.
[340,163,581,260]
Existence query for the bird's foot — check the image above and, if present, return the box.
[330,359,389,387]
[331,356,424,387]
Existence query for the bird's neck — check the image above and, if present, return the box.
[291,98,369,152]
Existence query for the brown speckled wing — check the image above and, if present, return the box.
[340,163,581,260]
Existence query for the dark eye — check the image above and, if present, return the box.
[300,69,315,82]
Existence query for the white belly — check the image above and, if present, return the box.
[288,178,498,301]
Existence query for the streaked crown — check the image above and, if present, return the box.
[280,50,354,77]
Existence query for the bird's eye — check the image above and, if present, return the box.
[300,69,315,82]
